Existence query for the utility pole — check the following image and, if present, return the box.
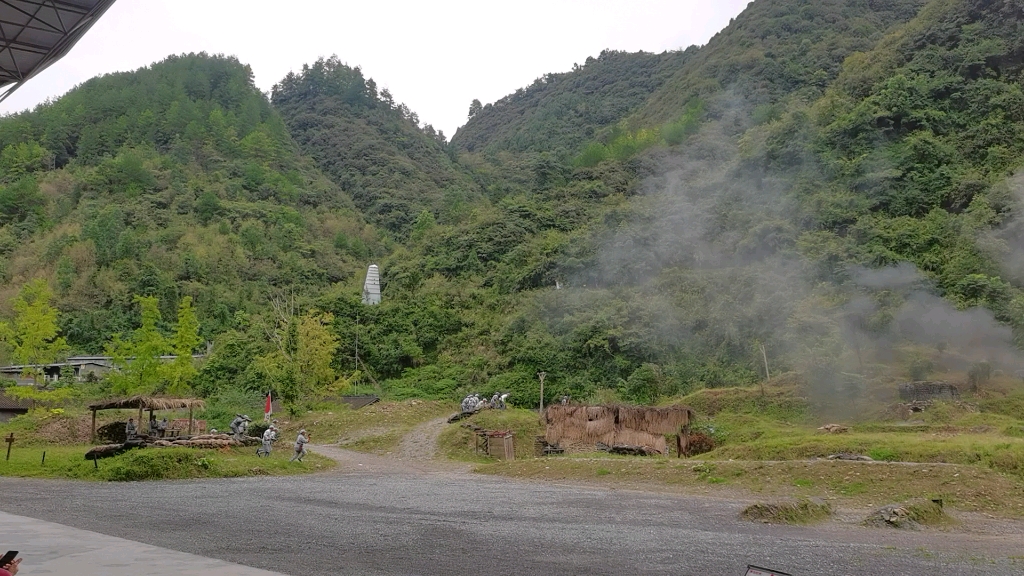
[354,315,359,391]
[537,371,547,413]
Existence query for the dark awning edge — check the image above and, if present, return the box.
[0,0,119,102]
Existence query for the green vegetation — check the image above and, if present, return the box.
[438,408,542,461]
[0,445,332,481]
[0,1,1023,475]
[281,400,454,447]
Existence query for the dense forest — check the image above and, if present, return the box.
[0,0,1022,413]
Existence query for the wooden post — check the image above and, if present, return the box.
[137,407,143,432]
[677,425,690,458]
[5,433,13,461]
[90,409,97,444]
[188,404,193,436]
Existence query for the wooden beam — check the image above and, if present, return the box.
[90,409,97,444]
[187,405,193,436]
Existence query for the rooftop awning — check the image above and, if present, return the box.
[0,0,117,101]
[88,396,205,411]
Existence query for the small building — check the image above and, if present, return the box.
[0,390,32,422]
[898,381,960,402]
[0,356,114,386]
[362,264,381,305]
[0,354,205,386]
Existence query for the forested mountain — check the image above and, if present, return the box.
[0,0,1023,410]
[452,50,689,155]
[272,57,480,236]
[0,54,376,355]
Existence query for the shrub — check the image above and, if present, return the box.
[741,499,833,524]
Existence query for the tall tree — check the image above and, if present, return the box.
[167,296,201,395]
[294,310,340,399]
[0,279,66,383]
[105,295,168,395]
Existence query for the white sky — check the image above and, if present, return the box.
[0,0,751,137]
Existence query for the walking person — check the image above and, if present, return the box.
[290,429,309,462]
[257,424,277,457]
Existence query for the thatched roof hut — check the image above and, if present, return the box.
[88,396,206,411]
[88,396,206,443]
[544,404,694,455]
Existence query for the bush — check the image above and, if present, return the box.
[741,499,833,524]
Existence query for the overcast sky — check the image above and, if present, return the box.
[1,0,751,137]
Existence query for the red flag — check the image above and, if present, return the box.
[264,391,272,420]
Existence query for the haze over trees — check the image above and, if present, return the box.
[0,0,1022,411]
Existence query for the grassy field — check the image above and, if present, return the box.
[683,387,1024,480]
[476,456,1024,517]
[438,408,543,461]
[440,383,1024,518]
[0,444,333,481]
[277,399,456,455]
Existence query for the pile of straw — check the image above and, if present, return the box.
[544,404,694,454]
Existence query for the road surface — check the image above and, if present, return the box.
[0,446,1020,576]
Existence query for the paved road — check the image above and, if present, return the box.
[0,447,1020,576]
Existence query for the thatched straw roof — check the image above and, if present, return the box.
[544,404,694,454]
[88,396,205,411]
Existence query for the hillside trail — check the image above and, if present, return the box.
[398,416,450,460]
[309,415,466,476]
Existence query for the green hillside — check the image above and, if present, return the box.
[272,57,480,236]
[0,54,376,356]
[452,49,689,155]
[0,0,1023,414]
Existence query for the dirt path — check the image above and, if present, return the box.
[397,416,450,459]
[308,443,470,475]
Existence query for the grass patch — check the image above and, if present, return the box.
[869,447,900,461]
[438,408,542,461]
[678,386,809,423]
[342,430,403,454]
[476,457,1024,518]
[279,399,455,454]
[0,445,333,481]
[741,499,833,524]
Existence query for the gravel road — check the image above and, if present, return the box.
[0,447,1019,576]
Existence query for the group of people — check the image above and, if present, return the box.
[124,414,309,462]
[229,414,252,441]
[123,416,174,440]
[255,420,309,462]
[460,392,510,413]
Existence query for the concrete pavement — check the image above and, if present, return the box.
[0,511,282,576]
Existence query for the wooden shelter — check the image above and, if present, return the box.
[88,396,206,443]
[544,404,694,456]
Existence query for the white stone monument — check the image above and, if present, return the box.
[362,264,381,305]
